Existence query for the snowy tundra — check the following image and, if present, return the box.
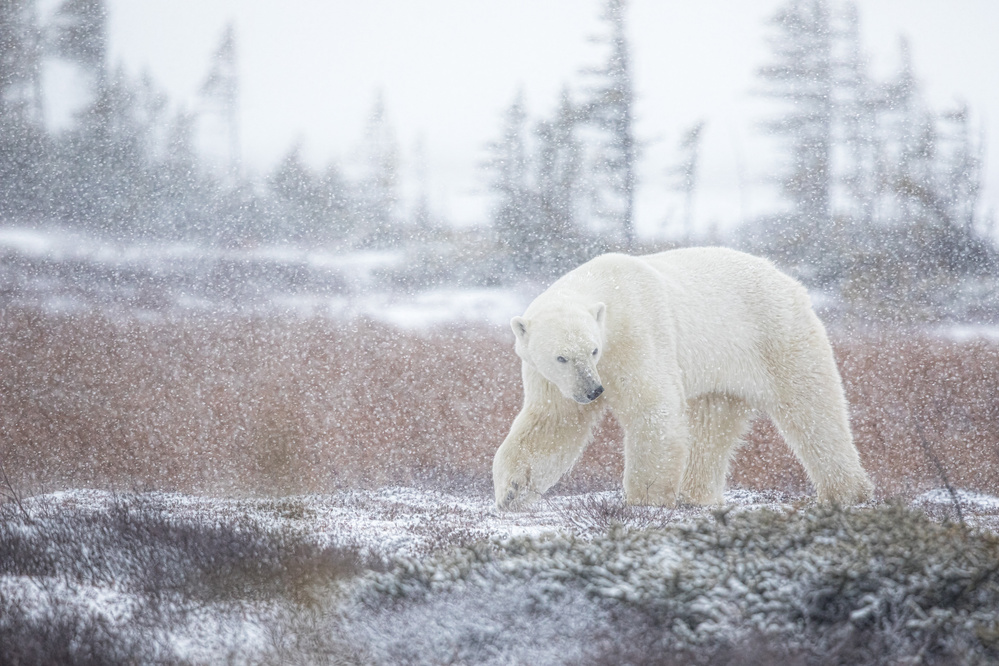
[494,247,874,509]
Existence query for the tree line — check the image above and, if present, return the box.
[0,0,422,248]
[748,1,993,276]
[744,0,996,319]
[485,0,637,279]
[480,0,996,319]
[1,0,994,310]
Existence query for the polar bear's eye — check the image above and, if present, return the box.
[592,348,599,356]
[556,356,568,364]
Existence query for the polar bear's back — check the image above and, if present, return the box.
[570,247,809,317]
[642,247,827,397]
[541,247,816,346]
[640,247,807,308]
[638,246,815,336]
[557,247,824,400]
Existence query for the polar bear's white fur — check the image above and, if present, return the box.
[493,247,873,510]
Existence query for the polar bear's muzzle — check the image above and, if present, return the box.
[571,370,604,404]
[572,383,604,404]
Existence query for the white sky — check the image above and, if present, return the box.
[104,0,999,238]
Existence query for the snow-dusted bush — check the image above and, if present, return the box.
[346,503,999,664]
[0,493,365,664]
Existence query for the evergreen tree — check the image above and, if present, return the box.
[314,162,355,247]
[834,1,880,227]
[1,0,43,124]
[409,135,443,239]
[268,143,316,242]
[579,0,636,249]
[667,120,706,238]
[753,0,996,318]
[758,0,834,237]
[47,0,155,236]
[157,108,211,239]
[486,90,537,273]
[50,0,107,93]
[267,144,354,246]
[877,51,990,276]
[0,0,46,218]
[199,22,240,180]
[535,89,585,270]
[937,103,980,235]
[56,66,153,236]
[356,92,400,247]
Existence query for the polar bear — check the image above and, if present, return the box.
[493,247,873,510]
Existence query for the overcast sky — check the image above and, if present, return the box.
[102,0,999,238]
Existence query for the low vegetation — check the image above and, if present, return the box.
[348,502,999,665]
[0,492,367,664]
[4,492,999,664]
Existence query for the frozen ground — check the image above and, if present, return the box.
[0,226,531,328]
[6,226,999,337]
[4,486,999,664]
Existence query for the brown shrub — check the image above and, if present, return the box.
[0,311,520,495]
[1,308,997,500]
[839,333,999,497]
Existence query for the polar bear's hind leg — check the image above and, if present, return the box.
[764,327,874,504]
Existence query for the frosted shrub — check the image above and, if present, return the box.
[346,503,999,664]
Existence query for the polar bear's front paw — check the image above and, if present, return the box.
[503,480,520,506]
[495,476,541,512]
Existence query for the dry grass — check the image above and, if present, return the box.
[1,308,998,500]
[0,310,519,495]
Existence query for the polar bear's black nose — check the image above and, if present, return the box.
[587,386,604,401]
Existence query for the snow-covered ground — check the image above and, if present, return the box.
[0,226,531,329]
[4,486,999,664]
[7,225,999,337]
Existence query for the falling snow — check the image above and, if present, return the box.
[4,0,999,663]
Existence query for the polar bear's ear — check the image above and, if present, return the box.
[511,316,529,343]
[590,303,606,329]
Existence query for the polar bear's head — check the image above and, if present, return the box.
[511,302,607,404]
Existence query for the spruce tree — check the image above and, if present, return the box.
[758,0,834,237]
[199,22,240,180]
[0,0,46,218]
[486,90,537,273]
[580,0,636,250]
[667,120,706,239]
[357,92,400,247]
[535,89,586,271]
[51,0,107,78]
